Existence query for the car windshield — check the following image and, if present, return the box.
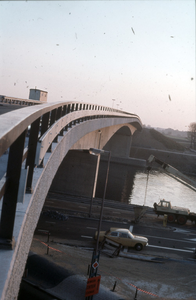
[110,231,118,237]
[108,230,134,239]
[128,232,134,239]
[118,232,128,238]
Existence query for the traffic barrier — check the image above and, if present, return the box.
[33,238,63,254]
[101,270,159,298]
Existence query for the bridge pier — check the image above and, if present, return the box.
[103,126,132,157]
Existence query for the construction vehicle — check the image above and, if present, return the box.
[153,199,196,224]
[147,155,196,225]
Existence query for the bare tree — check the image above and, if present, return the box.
[188,122,196,149]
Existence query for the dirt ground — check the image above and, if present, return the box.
[30,222,196,300]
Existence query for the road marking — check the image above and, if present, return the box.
[185,238,196,242]
[148,244,193,253]
[173,228,191,233]
[145,235,196,244]
[81,235,93,239]
[184,247,196,251]
[87,227,97,230]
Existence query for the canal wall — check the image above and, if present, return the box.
[49,150,146,202]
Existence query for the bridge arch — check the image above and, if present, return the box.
[71,122,138,157]
[0,100,142,300]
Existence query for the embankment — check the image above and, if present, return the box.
[130,128,196,176]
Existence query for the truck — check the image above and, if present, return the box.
[147,155,196,225]
[153,199,196,225]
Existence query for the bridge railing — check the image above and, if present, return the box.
[0,100,141,249]
[0,95,47,106]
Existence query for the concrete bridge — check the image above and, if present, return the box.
[0,99,142,300]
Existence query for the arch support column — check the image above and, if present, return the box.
[103,126,132,158]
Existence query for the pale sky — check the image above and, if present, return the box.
[0,1,195,131]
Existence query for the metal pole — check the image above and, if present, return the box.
[89,154,100,218]
[134,287,138,300]
[95,151,111,256]
[86,150,111,300]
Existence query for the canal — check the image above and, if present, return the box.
[96,162,196,213]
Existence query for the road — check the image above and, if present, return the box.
[35,195,196,261]
[133,223,196,259]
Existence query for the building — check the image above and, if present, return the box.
[29,89,48,102]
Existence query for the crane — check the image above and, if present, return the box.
[147,155,196,192]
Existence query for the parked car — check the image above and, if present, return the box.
[94,228,148,251]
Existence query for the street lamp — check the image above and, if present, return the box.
[86,148,111,299]
[89,148,111,256]
[88,148,111,248]
[88,149,101,218]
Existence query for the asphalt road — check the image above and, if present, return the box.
[35,195,196,261]
[133,223,196,259]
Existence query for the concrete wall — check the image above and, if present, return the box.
[50,150,146,201]
[50,150,98,197]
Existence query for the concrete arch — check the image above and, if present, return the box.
[71,122,138,158]
[103,125,134,157]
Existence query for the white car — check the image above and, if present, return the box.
[94,228,148,251]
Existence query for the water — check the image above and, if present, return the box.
[96,162,196,213]
[129,170,196,212]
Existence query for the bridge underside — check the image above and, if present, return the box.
[72,124,136,158]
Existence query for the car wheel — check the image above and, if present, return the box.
[177,215,187,225]
[167,214,175,223]
[135,243,143,251]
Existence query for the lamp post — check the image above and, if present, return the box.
[88,149,111,232]
[92,149,111,256]
[86,148,111,299]
[89,147,101,217]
